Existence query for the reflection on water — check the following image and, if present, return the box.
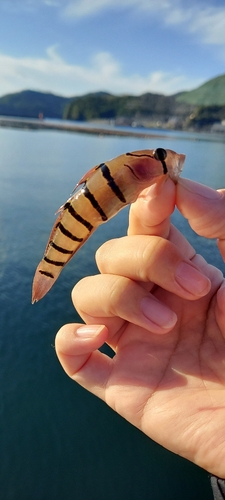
[1,127,223,499]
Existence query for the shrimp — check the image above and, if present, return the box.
[32,148,185,302]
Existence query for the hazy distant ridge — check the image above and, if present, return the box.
[0,74,225,129]
[0,90,73,119]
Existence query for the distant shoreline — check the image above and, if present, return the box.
[1,115,223,144]
[0,116,168,140]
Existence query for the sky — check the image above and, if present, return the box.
[0,0,225,98]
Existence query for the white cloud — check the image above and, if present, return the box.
[43,0,60,6]
[63,0,169,18]
[187,7,225,45]
[1,0,63,11]
[3,0,225,48]
[62,0,225,48]
[63,0,112,18]
[0,46,203,98]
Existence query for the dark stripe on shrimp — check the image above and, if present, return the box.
[57,222,84,242]
[83,186,108,221]
[39,270,54,279]
[50,241,74,255]
[161,160,168,175]
[44,256,65,267]
[125,152,155,180]
[124,164,139,180]
[100,163,126,203]
[126,152,154,158]
[126,150,168,175]
[64,202,93,231]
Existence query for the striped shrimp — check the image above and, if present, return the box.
[32,148,185,302]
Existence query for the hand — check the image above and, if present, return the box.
[55,177,225,477]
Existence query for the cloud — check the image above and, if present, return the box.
[1,0,59,12]
[62,0,225,48]
[0,46,203,98]
[62,0,170,18]
[63,0,112,18]
[3,1,225,48]
[43,0,60,5]
[187,7,225,45]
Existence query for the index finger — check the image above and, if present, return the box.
[128,177,176,238]
[176,178,225,260]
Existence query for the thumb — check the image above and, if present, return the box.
[55,323,111,400]
[128,177,176,238]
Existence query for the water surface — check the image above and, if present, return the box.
[1,127,224,499]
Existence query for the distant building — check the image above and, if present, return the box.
[211,121,225,132]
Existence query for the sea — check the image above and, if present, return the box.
[0,124,225,500]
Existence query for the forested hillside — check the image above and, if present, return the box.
[0,73,225,130]
[0,90,72,118]
[177,74,225,106]
[63,92,192,122]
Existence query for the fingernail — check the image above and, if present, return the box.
[144,177,166,199]
[175,262,211,296]
[76,325,104,338]
[140,297,177,329]
[179,178,222,200]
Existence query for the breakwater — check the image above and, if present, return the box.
[0,115,166,139]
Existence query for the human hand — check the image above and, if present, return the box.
[55,177,225,477]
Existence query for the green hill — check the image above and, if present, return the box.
[176,74,225,106]
[63,91,191,121]
[0,73,225,130]
[0,90,72,118]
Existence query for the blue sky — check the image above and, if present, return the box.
[0,0,225,97]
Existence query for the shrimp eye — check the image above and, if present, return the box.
[153,148,167,161]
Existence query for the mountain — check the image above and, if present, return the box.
[176,74,225,106]
[64,73,225,123]
[0,88,193,123]
[63,91,193,122]
[0,73,225,129]
[0,90,73,119]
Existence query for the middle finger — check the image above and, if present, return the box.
[96,235,211,299]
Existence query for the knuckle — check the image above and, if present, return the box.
[95,238,119,272]
[139,237,168,279]
[107,276,133,315]
[139,237,182,282]
[71,276,94,308]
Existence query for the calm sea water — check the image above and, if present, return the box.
[0,126,225,500]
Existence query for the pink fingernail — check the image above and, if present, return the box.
[76,325,104,338]
[140,297,177,329]
[175,262,211,296]
[143,178,167,199]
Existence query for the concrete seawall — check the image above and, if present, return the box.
[0,116,167,139]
